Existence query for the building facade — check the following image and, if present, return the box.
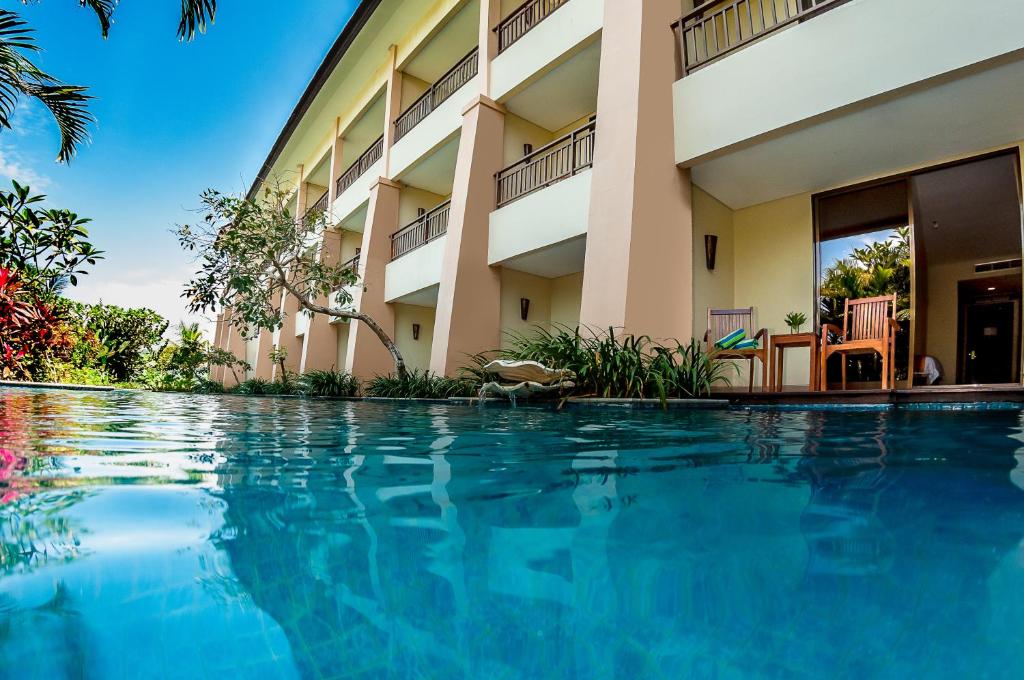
[214,0,1024,390]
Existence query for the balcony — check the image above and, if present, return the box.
[302,191,329,223]
[673,0,1024,208]
[340,252,360,273]
[496,119,595,208]
[395,50,478,142]
[497,0,570,53]
[336,135,384,196]
[673,0,843,76]
[490,0,602,102]
[390,200,450,260]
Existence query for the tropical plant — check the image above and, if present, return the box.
[178,185,407,376]
[0,182,102,291]
[231,378,273,396]
[0,267,72,379]
[820,227,911,381]
[0,2,217,162]
[76,303,168,383]
[498,325,733,402]
[206,346,250,385]
[784,311,807,334]
[298,369,360,398]
[365,370,474,399]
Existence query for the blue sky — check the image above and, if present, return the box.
[1,1,358,333]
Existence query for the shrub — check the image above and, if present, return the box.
[191,379,225,394]
[232,378,272,395]
[298,369,360,398]
[498,326,733,400]
[366,370,474,399]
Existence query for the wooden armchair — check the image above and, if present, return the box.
[820,294,898,391]
[705,307,769,392]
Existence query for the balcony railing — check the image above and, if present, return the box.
[495,119,595,208]
[394,49,479,142]
[302,191,329,223]
[390,200,451,260]
[336,134,385,196]
[341,253,360,273]
[496,0,569,53]
[673,0,845,76]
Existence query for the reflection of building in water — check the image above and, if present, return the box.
[214,407,1024,678]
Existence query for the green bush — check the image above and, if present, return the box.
[191,379,225,394]
[366,370,474,399]
[498,326,734,400]
[298,369,360,397]
[231,378,273,395]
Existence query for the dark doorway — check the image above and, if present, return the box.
[958,276,1021,384]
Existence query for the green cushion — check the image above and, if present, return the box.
[715,328,746,349]
[733,338,759,350]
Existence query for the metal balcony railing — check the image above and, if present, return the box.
[302,191,329,223]
[496,0,570,53]
[341,253,360,273]
[672,0,846,76]
[495,119,595,208]
[394,49,479,142]
[390,200,451,260]
[336,134,384,196]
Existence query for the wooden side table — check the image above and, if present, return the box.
[769,333,819,392]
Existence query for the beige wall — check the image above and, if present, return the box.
[503,113,553,164]
[733,192,815,387]
[551,272,583,329]
[923,258,1022,382]
[499,268,553,347]
[394,303,436,372]
[691,186,736,337]
[398,186,447,227]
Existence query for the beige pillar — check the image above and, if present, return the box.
[210,313,226,382]
[345,178,401,379]
[327,118,344,206]
[295,164,308,218]
[579,0,694,342]
[429,96,505,376]
[301,230,344,373]
[478,0,500,97]
[224,323,248,387]
[381,45,402,175]
[272,291,304,379]
[253,329,274,380]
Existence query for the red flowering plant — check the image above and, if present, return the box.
[0,267,73,379]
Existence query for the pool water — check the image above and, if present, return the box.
[2,388,1024,679]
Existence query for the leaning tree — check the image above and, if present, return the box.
[177,185,407,377]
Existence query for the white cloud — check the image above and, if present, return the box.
[66,268,216,340]
[0,142,52,191]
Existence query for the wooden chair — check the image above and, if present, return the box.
[705,307,769,392]
[820,294,898,391]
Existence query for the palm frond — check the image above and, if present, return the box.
[0,10,94,162]
[178,0,216,41]
[76,0,116,38]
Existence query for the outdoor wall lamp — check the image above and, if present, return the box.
[520,298,531,321]
[705,234,719,271]
[412,323,420,341]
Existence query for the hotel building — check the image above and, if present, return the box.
[213,0,1024,391]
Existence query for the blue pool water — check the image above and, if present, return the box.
[2,388,1024,679]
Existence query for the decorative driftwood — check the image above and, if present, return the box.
[481,360,575,385]
[479,380,576,399]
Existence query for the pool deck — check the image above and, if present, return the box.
[717,384,1024,406]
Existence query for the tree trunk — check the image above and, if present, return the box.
[288,294,408,378]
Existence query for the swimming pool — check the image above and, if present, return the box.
[1,387,1023,678]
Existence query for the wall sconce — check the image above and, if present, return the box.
[412,323,420,341]
[704,234,719,271]
[520,298,530,321]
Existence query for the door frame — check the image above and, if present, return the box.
[812,146,1024,388]
[956,286,1021,384]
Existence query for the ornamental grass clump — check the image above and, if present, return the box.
[499,326,733,401]
[366,370,474,399]
[298,369,360,398]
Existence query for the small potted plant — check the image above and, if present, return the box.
[784,311,807,334]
